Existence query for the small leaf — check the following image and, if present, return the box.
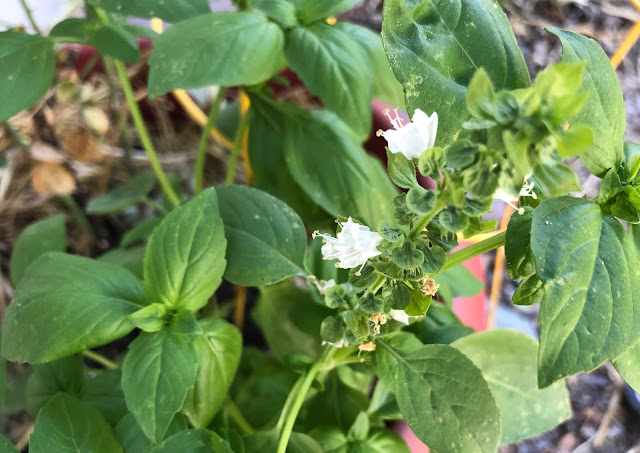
[10,214,66,285]
[505,207,535,279]
[148,12,284,97]
[453,330,571,445]
[597,169,624,204]
[2,253,145,363]
[347,412,370,441]
[121,328,199,442]
[26,355,85,416]
[404,287,431,317]
[320,315,346,343]
[30,393,122,453]
[121,217,162,247]
[382,280,410,310]
[128,303,168,333]
[406,187,437,216]
[512,274,545,306]
[87,172,155,214]
[387,149,420,189]
[216,185,307,286]
[49,18,92,41]
[92,25,141,63]
[391,241,424,269]
[252,0,298,26]
[182,318,242,428]
[0,32,56,121]
[144,187,226,311]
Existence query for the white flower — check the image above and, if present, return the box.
[313,217,382,275]
[494,178,537,215]
[389,309,411,325]
[377,108,438,160]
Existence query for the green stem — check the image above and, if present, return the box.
[441,231,506,272]
[225,399,255,435]
[94,8,180,207]
[195,87,226,193]
[276,347,336,453]
[368,274,387,295]
[61,195,94,238]
[83,350,118,370]
[225,110,251,185]
[19,0,42,35]
[409,201,447,240]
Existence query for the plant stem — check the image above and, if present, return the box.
[61,195,94,238]
[94,8,180,207]
[368,274,387,294]
[112,60,180,207]
[83,350,118,370]
[19,0,42,35]
[441,231,506,272]
[276,346,336,453]
[225,398,255,435]
[408,201,446,240]
[195,87,226,193]
[225,109,251,185]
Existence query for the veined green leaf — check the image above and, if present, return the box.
[144,188,226,311]
[216,185,307,286]
[147,429,233,453]
[87,172,155,214]
[148,12,284,97]
[2,253,145,363]
[121,328,199,442]
[0,32,55,121]
[284,22,371,140]
[30,393,122,453]
[453,330,571,445]
[531,197,640,387]
[381,0,530,146]
[548,28,625,177]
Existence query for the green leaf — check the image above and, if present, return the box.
[512,274,545,306]
[505,207,535,279]
[216,185,307,286]
[90,0,210,22]
[87,172,155,214]
[144,187,226,311]
[284,23,371,140]
[305,370,369,431]
[384,342,501,453]
[92,25,141,63]
[548,28,625,177]
[30,393,122,453]
[182,318,242,428]
[295,0,358,24]
[98,246,145,279]
[0,32,55,122]
[147,429,233,453]
[27,355,85,416]
[597,169,624,204]
[252,0,298,27]
[253,283,325,359]
[114,413,188,453]
[613,341,640,393]
[387,149,420,189]
[348,412,370,441]
[10,214,66,285]
[2,253,145,363]
[253,97,396,227]
[452,330,571,445]
[0,436,17,453]
[49,18,92,41]
[531,197,640,387]
[362,429,411,453]
[404,288,431,317]
[148,12,284,97]
[121,329,199,442]
[121,217,162,247]
[372,331,422,387]
[337,23,405,108]
[532,161,580,197]
[433,264,483,304]
[381,0,530,146]
[84,370,128,425]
